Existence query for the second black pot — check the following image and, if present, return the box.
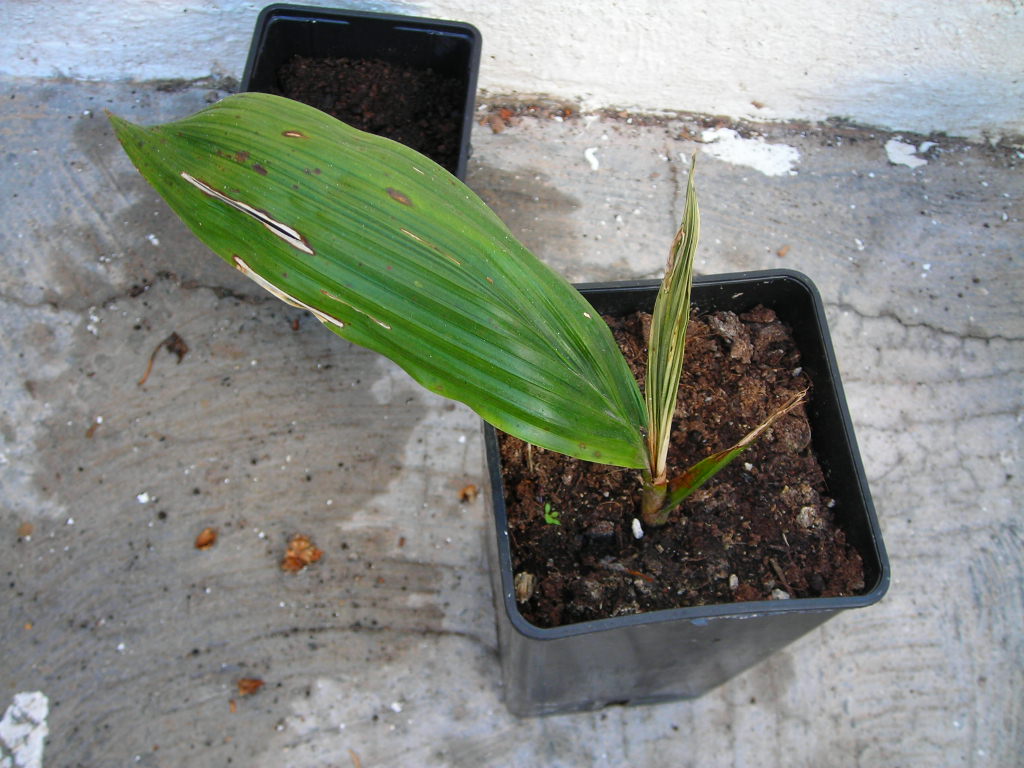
[483,269,890,716]
[242,4,481,180]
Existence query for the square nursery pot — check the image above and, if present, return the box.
[483,269,890,716]
[242,4,481,179]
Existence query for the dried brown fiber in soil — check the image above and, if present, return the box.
[274,55,464,174]
[500,306,866,628]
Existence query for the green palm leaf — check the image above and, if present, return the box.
[109,93,647,467]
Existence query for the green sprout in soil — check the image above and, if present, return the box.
[543,502,562,526]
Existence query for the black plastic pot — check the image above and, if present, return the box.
[242,4,481,180]
[483,269,890,716]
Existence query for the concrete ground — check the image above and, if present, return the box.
[1,77,1020,767]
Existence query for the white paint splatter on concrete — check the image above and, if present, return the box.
[885,139,928,168]
[584,147,600,171]
[0,692,49,768]
[699,128,800,176]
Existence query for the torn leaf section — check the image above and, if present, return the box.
[180,172,314,255]
[232,256,345,330]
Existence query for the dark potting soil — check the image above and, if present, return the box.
[499,306,867,628]
[273,55,464,174]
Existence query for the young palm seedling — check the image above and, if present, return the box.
[109,93,803,527]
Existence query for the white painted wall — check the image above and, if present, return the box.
[2,0,1021,140]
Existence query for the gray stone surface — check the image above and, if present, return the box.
[1,78,1020,767]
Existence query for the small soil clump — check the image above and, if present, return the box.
[499,307,866,628]
[274,55,464,174]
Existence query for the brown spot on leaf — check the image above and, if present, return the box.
[234,151,250,164]
[282,533,323,572]
[282,130,308,138]
[252,163,268,175]
[386,188,413,206]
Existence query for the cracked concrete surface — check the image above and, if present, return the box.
[1,78,1021,767]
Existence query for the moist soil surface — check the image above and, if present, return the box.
[274,55,464,174]
[500,306,867,628]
